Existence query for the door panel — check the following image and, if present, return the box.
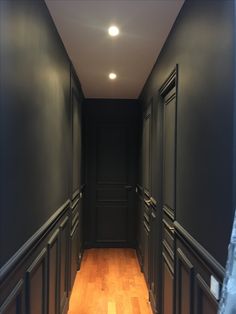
[72,89,82,194]
[97,126,127,183]
[143,104,152,194]
[163,90,176,212]
[96,205,127,242]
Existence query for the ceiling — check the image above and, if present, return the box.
[45,0,184,99]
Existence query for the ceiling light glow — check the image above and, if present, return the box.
[109,73,117,80]
[108,26,119,37]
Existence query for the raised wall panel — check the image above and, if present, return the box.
[0,281,23,314]
[149,206,159,314]
[47,229,60,314]
[162,253,174,314]
[195,274,218,314]
[0,201,79,314]
[26,249,47,314]
[176,248,194,314]
[59,216,70,313]
[70,220,79,289]
[175,223,223,314]
[143,223,150,285]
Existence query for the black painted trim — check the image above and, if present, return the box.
[162,240,174,261]
[0,280,23,313]
[0,199,70,283]
[159,67,178,97]
[196,273,218,310]
[149,289,158,314]
[72,212,79,227]
[70,220,79,238]
[72,189,80,201]
[71,195,81,210]
[136,247,144,272]
[163,205,175,221]
[162,252,174,274]
[174,221,224,279]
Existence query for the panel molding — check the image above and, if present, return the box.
[162,251,174,274]
[159,66,178,97]
[176,248,194,314]
[47,229,60,314]
[163,205,175,220]
[59,215,70,313]
[174,221,224,279]
[195,273,218,313]
[0,280,23,313]
[0,199,70,283]
[149,289,158,314]
[26,248,47,314]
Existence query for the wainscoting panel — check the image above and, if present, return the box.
[176,248,194,314]
[47,230,60,314]
[175,222,224,314]
[195,274,218,314]
[26,248,47,314]
[59,217,69,314]
[0,194,84,314]
[0,280,24,314]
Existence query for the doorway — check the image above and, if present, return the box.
[84,99,139,247]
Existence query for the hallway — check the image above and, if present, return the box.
[1,1,236,314]
[68,249,152,314]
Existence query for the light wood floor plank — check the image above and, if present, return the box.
[68,248,152,314]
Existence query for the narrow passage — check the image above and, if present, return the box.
[68,248,152,314]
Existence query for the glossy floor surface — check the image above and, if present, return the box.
[68,248,152,314]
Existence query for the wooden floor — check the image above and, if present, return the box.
[68,248,152,314]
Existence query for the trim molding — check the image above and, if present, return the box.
[159,66,178,97]
[72,188,80,201]
[136,247,143,272]
[0,199,70,283]
[149,289,158,314]
[0,280,23,312]
[174,221,224,279]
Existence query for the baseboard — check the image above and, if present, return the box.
[136,247,144,272]
[149,289,158,314]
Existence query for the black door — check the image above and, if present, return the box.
[160,68,177,314]
[142,102,152,285]
[95,124,130,243]
[84,99,139,248]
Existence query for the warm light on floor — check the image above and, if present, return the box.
[68,248,152,314]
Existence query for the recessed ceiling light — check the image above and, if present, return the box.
[108,26,119,37]
[109,73,117,80]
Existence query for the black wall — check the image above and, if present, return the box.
[0,1,70,267]
[0,1,84,313]
[139,0,235,267]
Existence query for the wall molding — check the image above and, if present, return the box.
[0,199,70,283]
[0,279,23,313]
[174,221,225,279]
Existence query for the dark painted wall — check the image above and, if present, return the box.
[0,1,83,268]
[139,0,235,266]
